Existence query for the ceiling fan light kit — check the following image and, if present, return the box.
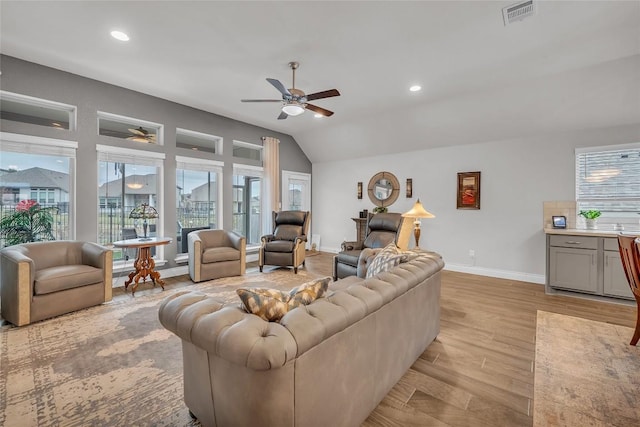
[241,61,340,120]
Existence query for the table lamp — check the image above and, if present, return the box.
[129,203,158,240]
[402,199,435,249]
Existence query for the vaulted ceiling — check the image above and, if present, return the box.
[1,1,639,163]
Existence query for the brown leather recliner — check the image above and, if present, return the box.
[333,212,406,280]
[259,210,310,274]
[188,229,246,282]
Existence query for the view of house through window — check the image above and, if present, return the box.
[232,170,262,245]
[176,160,221,254]
[576,144,640,228]
[97,152,161,261]
[0,150,72,247]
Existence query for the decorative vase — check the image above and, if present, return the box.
[585,218,598,230]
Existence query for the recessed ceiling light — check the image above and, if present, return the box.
[110,30,130,42]
[409,85,422,92]
[314,113,323,118]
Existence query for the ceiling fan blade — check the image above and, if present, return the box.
[305,103,334,117]
[306,89,341,101]
[266,78,291,97]
[128,127,147,136]
[277,111,288,120]
[241,99,282,103]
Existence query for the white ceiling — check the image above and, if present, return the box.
[1,1,639,163]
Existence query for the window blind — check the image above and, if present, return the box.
[575,144,640,213]
[97,144,164,167]
[176,156,223,173]
[233,163,263,178]
[1,132,77,157]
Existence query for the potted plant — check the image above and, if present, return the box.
[579,210,601,230]
[0,200,57,247]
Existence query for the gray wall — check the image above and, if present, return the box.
[0,55,311,266]
[313,123,640,283]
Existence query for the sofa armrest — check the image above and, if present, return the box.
[0,249,35,326]
[341,240,363,251]
[261,234,275,245]
[228,231,246,252]
[81,242,113,302]
[159,291,298,370]
[81,242,109,268]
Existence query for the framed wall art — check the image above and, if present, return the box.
[406,178,413,198]
[457,171,481,210]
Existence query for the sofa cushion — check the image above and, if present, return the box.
[236,287,290,322]
[202,247,240,264]
[366,243,404,278]
[34,265,104,295]
[264,240,295,253]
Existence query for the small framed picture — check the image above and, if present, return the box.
[406,178,413,198]
[552,216,567,229]
[457,171,481,210]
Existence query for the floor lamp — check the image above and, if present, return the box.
[402,199,435,250]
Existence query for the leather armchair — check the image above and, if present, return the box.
[333,212,406,280]
[188,229,246,282]
[259,211,310,274]
[0,241,113,326]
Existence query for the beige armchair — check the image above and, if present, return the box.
[188,229,246,282]
[259,210,310,274]
[0,241,113,326]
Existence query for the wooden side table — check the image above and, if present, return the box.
[113,237,172,296]
[351,217,369,242]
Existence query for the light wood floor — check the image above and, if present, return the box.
[116,252,637,426]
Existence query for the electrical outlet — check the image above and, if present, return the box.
[469,249,475,257]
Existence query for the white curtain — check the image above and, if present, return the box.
[262,136,280,234]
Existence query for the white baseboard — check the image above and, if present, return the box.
[320,246,340,254]
[444,263,545,284]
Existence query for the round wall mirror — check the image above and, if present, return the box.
[368,171,400,207]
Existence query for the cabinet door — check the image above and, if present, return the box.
[603,251,634,299]
[549,247,598,293]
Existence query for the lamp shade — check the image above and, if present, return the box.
[129,203,158,219]
[402,199,435,219]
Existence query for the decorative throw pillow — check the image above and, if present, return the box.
[288,277,331,309]
[236,277,332,322]
[366,243,405,278]
[236,288,290,322]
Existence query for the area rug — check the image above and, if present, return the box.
[0,268,325,426]
[533,311,640,426]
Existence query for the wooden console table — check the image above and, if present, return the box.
[113,237,172,296]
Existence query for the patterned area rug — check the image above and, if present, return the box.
[534,311,640,426]
[0,268,324,426]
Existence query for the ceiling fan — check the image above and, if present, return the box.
[241,61,340,120]
[127,126,156,143]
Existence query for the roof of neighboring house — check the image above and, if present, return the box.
[0,167,70,192]
[98,174,157,197]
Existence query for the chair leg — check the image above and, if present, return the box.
[294,267,298,274]
[259,266,263,272]
[303,260,306,266]
[631,300,640,346]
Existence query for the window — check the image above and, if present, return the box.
[576,143,640,227]
[176,156,223,254]
[232,164,263,245]
[233,140,262,161]
[97,144,164,261]
[0,133,76,247]
[176,128,222,154]
[0,91,76,130]
[98,111,163,146]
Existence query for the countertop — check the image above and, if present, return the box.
[544,228,640,238]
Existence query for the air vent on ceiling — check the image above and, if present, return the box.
[503,0,536,26]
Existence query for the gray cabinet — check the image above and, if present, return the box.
[546,234,634,301]
[549,236,598,293]
[603,238,634,299]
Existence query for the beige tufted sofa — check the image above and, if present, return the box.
[0,241,113,326]
[159,251,444,427]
